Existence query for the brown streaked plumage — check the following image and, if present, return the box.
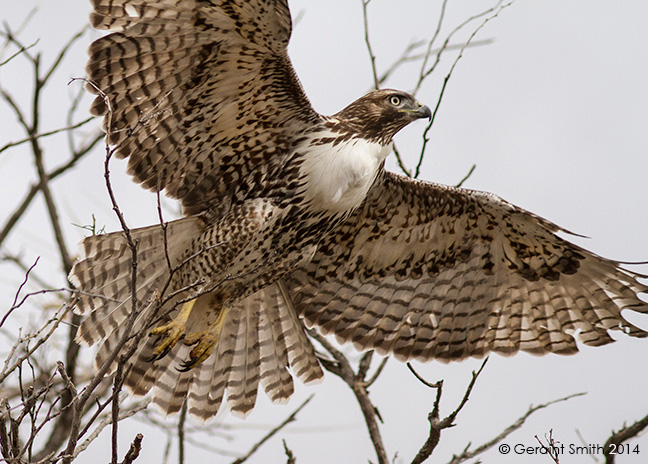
[286,172,648,360]
[70,0,648,420]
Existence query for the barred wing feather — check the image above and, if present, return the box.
[86,0,321,214]
[286,171,648,361]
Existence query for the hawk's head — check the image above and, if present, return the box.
[329,89,431,145]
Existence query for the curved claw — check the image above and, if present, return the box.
[147,334,185,362]
[177,339,215,371]
[148,300,196,362]
[178,358,198,372]
[177,331,219,371]
[177,307,229,371]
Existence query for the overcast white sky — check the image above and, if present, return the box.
[1,1,647,463]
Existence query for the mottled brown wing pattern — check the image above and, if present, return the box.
[286,171,648,361]
[87,0,321,214]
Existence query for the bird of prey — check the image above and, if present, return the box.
[70,0,648,420]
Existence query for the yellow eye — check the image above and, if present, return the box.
[389,95,402,106]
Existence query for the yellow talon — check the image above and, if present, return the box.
[149,299,196,361]
[180,306,229,371]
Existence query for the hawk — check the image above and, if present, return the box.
[70,0,648,420]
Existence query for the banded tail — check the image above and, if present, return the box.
[69,217,322,418]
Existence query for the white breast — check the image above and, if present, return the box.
[298,134,391,213]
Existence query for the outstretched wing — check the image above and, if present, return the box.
[87,0,321,214]
[286,171,648,361]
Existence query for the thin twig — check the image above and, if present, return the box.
[283,439,297,464]
[391,144,412,178]
[406,363,442,389]
[1,253,53,289]
[455,164,476,188]
[0,39,38,67]
[447,392,586,464]
[41,27,87,85]
[534,429,560,464]
[0,24,36,64]
[1,258,39,328]
[411,358,489,464]
[365,357,388,387]
[230,395,314,464]
[414,1,514,178]
[0,116,95,154]
[361,0,379,90]
[178,401,187,464]
[413,0,449,95]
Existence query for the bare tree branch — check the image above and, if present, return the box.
[1,304,71,386]
[535,429,561,464]
[455,164,476,188]
[111,364,126,464]
[447,392,586,464]
[415,1,515,178]
[0,129,102,249]
[58,141,144,464]
[0,24,36,64]
[119,433,143,464]
[231,395,314,464]
[410,358,488,464]
[309,330,388,464]
[72,401,150,459]
[377,39,493,88]
[0,38,38,67]
[603,412,648,464]
[0,117,95,155]
[361,0,379,91]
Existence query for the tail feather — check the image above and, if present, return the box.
[71,224,169,313]
[277,281,324,385]
[258,288,294,403]
[124,335,161,396]
[192,306,241,419]
[71,218,322,420]
[184,342,222,418]
[76,270,162,345]
[185,284,322,421]
[226,301,261,417]
[70,216,203,346]
[122,283,322,421]
[153,344,194,415]
[94,297,156,371]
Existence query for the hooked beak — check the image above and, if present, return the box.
[414,102,432,120]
